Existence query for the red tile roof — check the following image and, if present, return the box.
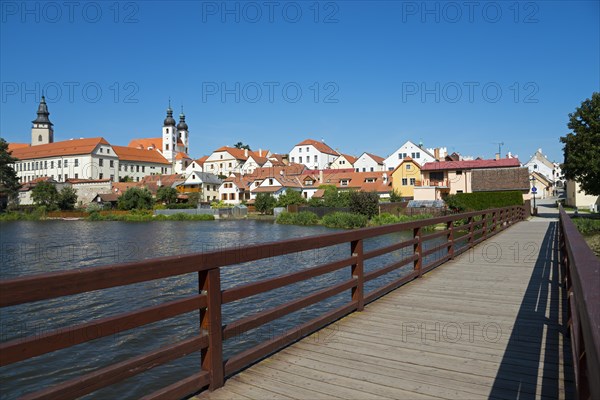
[8,143,30,152]
[365,153,385,164]
[10,138,110,160]
[295,139,339,155]
[112,146,171,165]
[421,158,521,171]
[195,156,209,166]
[128,138,161,150]
[338,154,358,164]
[175,152,191,160]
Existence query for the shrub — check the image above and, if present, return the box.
[370,213,400,225]
[57,186,78,210]
[572,217,600,235]
[156,187,178,204]
[255,193,276,214]
[165,203,197,209]
[321,212,368,229]
[349,191,379,218]
[276,211,319,225]
[118,187,154,210]
[276,189,306,207]
[320,185,351,207]
[210,200,230,209]
[389,189,403,202]
[445,191,523,212]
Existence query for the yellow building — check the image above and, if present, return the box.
[390,157,421,198]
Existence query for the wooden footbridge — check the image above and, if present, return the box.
[1,205,598,399]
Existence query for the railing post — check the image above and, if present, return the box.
[199,268,224,390]
[447,220,454,259]
[350,239,364,311]
[482,212,488,239]
[468,216,474,248]
[414,226,423,276]
[492,211,497,233]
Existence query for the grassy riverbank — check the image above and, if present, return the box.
[0,209,215,222]
[572,218,600,257]
[276,211,435,229]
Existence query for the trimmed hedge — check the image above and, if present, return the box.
[445,191,523,212]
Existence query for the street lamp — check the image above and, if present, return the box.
[530,177,537,215]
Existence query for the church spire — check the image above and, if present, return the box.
[177,105,188,131]
[32,95,53,126]
[163,99,176,127]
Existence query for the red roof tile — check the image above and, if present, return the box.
[10,138,110,160]
[112,146,171,164]
[421,158,521,171]
[295,139,339,155]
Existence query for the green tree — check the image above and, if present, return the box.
[57,186,78,210]
[118,187,154,210]
[234,142,251,150]
[187,192,200,206]
[560,92,600,195]
[389,189,403,202]
[119,175,133,182]
[276,189,306,207]
[31,182,59,209]
[0,138,20,209]
[320,185,351,207]
[255,193,276,214]
[156,186,178,204]
[350,191,380,218]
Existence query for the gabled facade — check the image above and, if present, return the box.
[204,147,250,176]
[288,139,339,170]
[566,180,599,212]
[524,149,556,183]
[330,154,357,170]
[354,152,385,172]
[384,140,437,171]
[390,158,421,198]
[177,170,222,202]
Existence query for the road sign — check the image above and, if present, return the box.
[531,186,537,194]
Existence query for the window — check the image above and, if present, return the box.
[106,149,110,154]
[299,148,302,153]
[38,135,42,142]
[306,147,309,152]
[341,179,349,186]
[365,178,375,183]
[136,166,140,172]
[291,157,295,163]
[75,159,79,167]
[99,148,103,153]
[416,153,420,159]
[64,174,68,181]
[44,161,47,169]
[305,180,314,186]
[75,173,78,179]
[98,159,103,167]
[456,170,462,175]
[58,160,61,168]
[142,166,145,172]
[166,144,169,151]
[314,155,317,162]
[228,162,232,168]
[370,167,374,172]
[362,168,366,172]
[410,178,416,185]
[110,160,114,168]
[299,156,303,163]
[269,179,273,185]
[64,159,69,167]
[430,171,444,181]
[110,175,114,181]
[35,162,39,170]
[402,178,408,185]
[457,190,464,193]
[388,167,394,171]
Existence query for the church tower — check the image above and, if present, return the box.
[31,95,54,146]
[162,101,176,162]
[177,106,189,154]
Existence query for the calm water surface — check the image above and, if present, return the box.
[0,220,444,399]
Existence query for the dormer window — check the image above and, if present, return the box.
[365,178,375,183]
[340,179,349,186]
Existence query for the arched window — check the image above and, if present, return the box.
[38,135,43,142]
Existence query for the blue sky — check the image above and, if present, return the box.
[1,0,598,163]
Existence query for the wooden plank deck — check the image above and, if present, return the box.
[194,214,575,400]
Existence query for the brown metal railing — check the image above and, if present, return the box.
[558,206,600,400]
[0,205,525,399]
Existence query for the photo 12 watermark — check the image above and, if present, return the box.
[401,81,539,104]
[201,81,340,104]
[1,81,140,104]
[1,1,140,24]
[200,1,339,24]
[400,1,539,24]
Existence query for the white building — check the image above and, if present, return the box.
[566,180,599,212]
[288,139,339,170]
[354,152,385,172]
[9,98,173,184]
[524,149,556,184]
[330,154,357,170]
[384,140,437,171]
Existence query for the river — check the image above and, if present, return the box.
[0,220,443,399]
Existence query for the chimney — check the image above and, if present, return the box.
[244,149,248,157]
[495,153,500,160]
[434,148,440,160]
[319,170,324,184]
[382,173,388,183]
[259,148,262,157]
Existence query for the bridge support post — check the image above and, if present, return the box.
[199,268,224,390]
[351,239,364,311]
[467,216,474,248]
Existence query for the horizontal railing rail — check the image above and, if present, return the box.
[558,206,600,400]
[0,205,525,399]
